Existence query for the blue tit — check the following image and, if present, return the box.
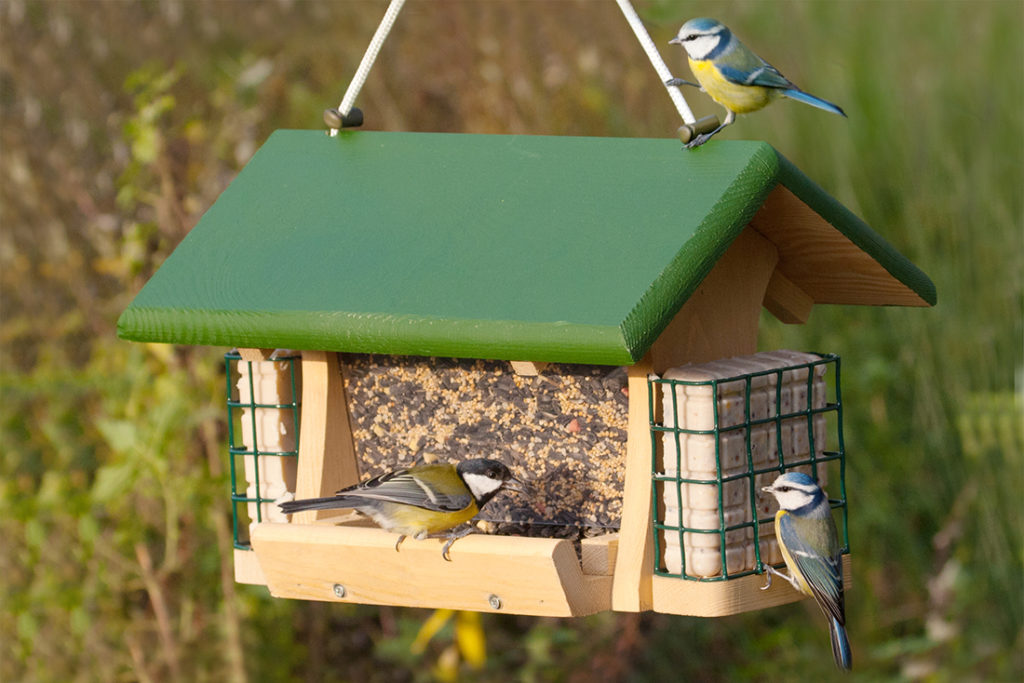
[667,18,846,148]
[761,472,852,670]
[279,458,527,560]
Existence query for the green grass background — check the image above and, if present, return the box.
[1,1,1020,680]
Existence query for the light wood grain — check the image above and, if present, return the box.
[750,185,930,307]
[291,351,360,524]
[251,523,612,616]
[581,533,619,576]
[612,357,656,612]
[237,348,275,362]
[650,227,779,372]
[233,548,267,586]
[763,268,815,324]
[509,361,549,376]
[651,555,852,616]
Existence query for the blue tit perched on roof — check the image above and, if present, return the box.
[666,18,846,149]
[761,472,852,670]
[279,458,527,560]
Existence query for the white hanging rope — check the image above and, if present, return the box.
[329,0,407,136]
[614,0,696,125]
[333,0,696,133]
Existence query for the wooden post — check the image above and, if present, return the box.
[650,227,780,372]
[291,350,361,524]
[612,356,656,611]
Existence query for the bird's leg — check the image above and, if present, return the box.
[760,563,801,592]
[665,77,703,91]
[440,525,477,562]
[685,110,736,149]
[394,534,406,552]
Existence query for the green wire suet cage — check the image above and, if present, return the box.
[649,353,849,582]
[225,351,302,550]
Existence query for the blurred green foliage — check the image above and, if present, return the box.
[1,0,1021,680]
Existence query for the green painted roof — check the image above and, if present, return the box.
[117,130,935,364]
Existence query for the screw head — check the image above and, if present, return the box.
[488,594,502,610]
[332,584,346,598]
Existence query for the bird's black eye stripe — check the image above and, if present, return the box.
[684,33,699,41]
[777,486,792,492]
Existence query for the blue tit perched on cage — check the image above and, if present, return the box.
[666,18,846,149]
[279,458,527,560]
[761,472,852,670]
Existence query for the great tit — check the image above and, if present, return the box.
[761,472,851,670]
[278,458,527,560]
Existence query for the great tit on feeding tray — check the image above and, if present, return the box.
[278,458,527,560]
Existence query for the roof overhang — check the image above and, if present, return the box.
[117,130,935,364]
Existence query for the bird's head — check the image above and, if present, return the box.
[456,458,529,507]
[669,18,731,61]
[761,471,825,512]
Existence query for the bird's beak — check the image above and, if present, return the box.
[669,37,682,45]
[504,476,533,496]
[761,485,774,494]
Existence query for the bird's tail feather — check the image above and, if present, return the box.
[829,617,852,671]
[782,88,847,117]
[279,496,355,514]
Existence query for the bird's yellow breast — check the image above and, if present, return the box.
[385,500,480,538]
[689,58,777,114]
[774,510,814,596]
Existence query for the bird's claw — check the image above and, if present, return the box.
[394,534,406,552]
[439,525,476,561]
[685,133,713,149]
[761,563,801,592]
[665,77,700,89]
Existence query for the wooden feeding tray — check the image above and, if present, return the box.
[117,131,934,616]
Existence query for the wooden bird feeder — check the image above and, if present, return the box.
[117,130,935,618]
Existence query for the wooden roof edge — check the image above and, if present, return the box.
[773,153,937,307]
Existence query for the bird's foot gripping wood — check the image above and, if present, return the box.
[760,563,802,592]
[440,525,478,561]
[683,110,735,149]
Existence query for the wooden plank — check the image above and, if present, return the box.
[233,548,267,586]
[651,555,852,617]
[237,348,274,362]
[750,184,931,307]
[763,268,814,324]
[650,226,779,372]
[250,523,612,617]
[509,361,548,376]
[291,351,360,524]
[612,357,656,612]
[581,533,619,576]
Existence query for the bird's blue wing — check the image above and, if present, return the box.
[718,62,793,90]
[335,467,472,512]
[778,513,845,624]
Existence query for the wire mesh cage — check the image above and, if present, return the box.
[225,351,302,549]
[649,351,849,581]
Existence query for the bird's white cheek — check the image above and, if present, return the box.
[773,490,813,510]
[462,473,503,499]
[685,34,720,60]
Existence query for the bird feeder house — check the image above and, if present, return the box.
[117,130,935,617]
